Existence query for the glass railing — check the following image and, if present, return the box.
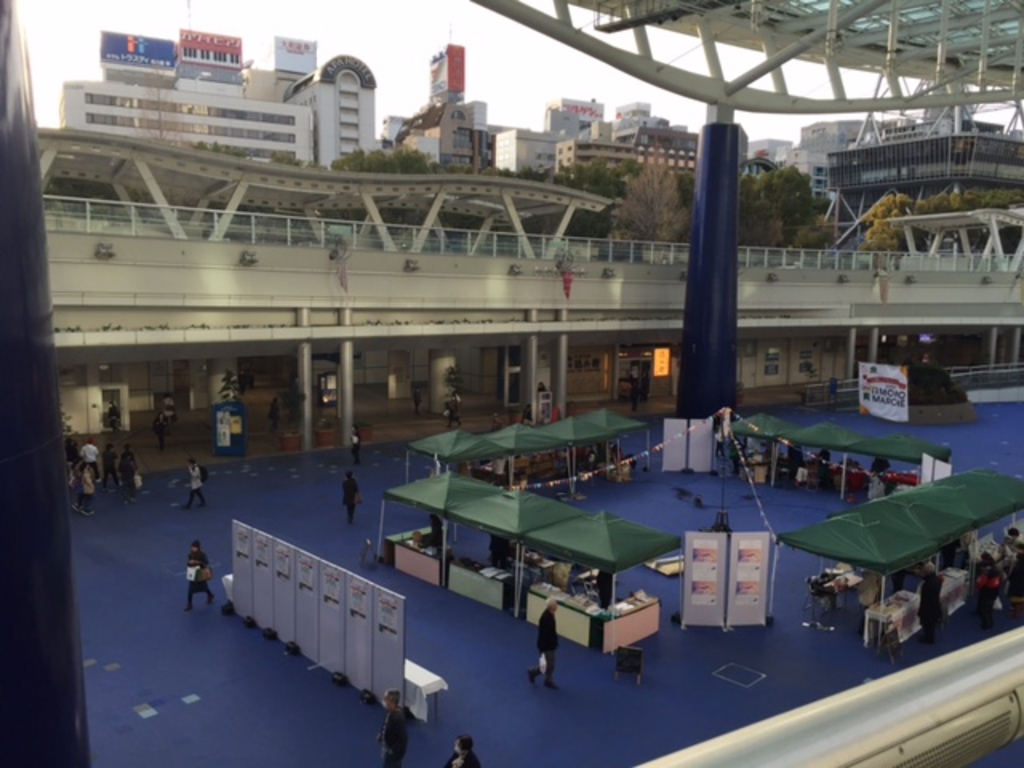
[42,195,1012,273]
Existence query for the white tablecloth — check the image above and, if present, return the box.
[404,659,447,722]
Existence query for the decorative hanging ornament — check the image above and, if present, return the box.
[557,255,575,301]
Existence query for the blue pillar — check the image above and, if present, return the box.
[677,123,740,418]
[0,2,92,765]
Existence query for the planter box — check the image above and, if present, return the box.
[314,429,336,448]
[279,432,302,452]
[356,426,373,443]
[507,410,522,425]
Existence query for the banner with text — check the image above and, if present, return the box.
[858,362,909,422]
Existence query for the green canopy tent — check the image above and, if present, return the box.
[523,511,682,648]
[404,430,499,482]
[787,422,871,498]
[482,423,568,487]
[447,490,587,616]
[573,408,652,475]
[730,413,804,486]
[533,416,620,498]
[848,434,952,465]
[378,473,505,580]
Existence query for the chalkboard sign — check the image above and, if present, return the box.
[614,646,643,685]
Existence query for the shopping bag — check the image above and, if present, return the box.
[994,596,1004,611]
[186,566,200,582]
[133,473,143,489]
[538,653,547,674]
[200,566,213,582]
[354,492,364,505]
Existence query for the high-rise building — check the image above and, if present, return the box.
[429,44,466,106]
[545,98,605,136]
[494,128,558,173]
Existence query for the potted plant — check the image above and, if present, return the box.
[314,416,337,448]
[219,369,241,402]
[278,386,305,452]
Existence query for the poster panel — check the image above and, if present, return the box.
[252,529,274,629]
[858,362,909,422]
[344,572,373,691]
[371,587,406,700]
[294,549,320,663]
[681,532,728,628]
[317,562,346,674]
[272,541,296,645]
[661,418,714,473]
[726,532,771,627]
[231,520,253,619]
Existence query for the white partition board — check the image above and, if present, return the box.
[726,532,771,627]
[231,520,253,620]
[295,549,320,663]
[317,562,346,674]
[662,418,714,473]
[371,587,406,700]
[682,531,728,628]
[272,541,296,645]
[251,529,275,629]
[345,573,373,691]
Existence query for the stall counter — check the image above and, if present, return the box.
[526,584,660,654]
[394,540,442,586]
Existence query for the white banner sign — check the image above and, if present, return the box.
[858,362,909,422]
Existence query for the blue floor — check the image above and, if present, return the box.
[71,403,1024,767]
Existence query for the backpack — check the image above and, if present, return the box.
[199,464,209,483]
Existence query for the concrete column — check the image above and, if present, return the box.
[986,326,999,367]
[429,348,456,414]
[867,327,880,363]
[2,2,91,760]
[337,308,353,442]
[554,308,568,414]
[1010,327,1022,366]
[297,307,310,327]
[207,357,237,404]
[523,309,539,420]
[298,342,313,451]
[846,328,857,380]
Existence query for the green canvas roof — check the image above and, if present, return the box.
[383,473,504,516]
[533,416,619,445]
[446,490,585,539]
[407,430,499,464]
[783,469,1024,573]
[574,409,647,435]
[848,434,951,464]
[485,423,565,456]
[731,413,803,441]
[787,422,867,452]
[523,511,681,574]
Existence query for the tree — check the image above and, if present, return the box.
[218,370,241,402]
[860,193,915,252]
[615,164,686,242]
[330,148,440,174]
[756,166,818,243]
[737,175,781,246]
[553,160,639,239]
[269,151,302,166]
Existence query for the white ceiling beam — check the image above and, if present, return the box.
[470,215,496,255]
[884,4,903,98]
[935,0,952,84]
[500,191,535,259]
[360,193,397,252]
[977,0,992,89]
[853,8,1020,48]
[553,201,578,239]
[761,35,788,96]
[698,19,724,83]
[133,159,187,240]
[412,188,448,252]
[208,180,251,242]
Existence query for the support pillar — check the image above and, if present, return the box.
[867,327,880,363]
[1,2,92,761]
[429,348,456,414]
[1011,327,1022,366]
[846,327,857,380]
[523,309,538,420]
[298,342,313,451]
[554,308,568,415]
[677,121,739,418]
[986,326,999,367]
[338,308,354,447]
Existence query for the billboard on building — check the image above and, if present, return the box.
[178,29,244,71]
[430,44,465,104]
[550,98,604,122]
[100,31,177,70]
[274,36,317,74]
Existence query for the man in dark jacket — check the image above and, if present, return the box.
[917,562,943,644]
[378,689,407,767]
[527,597,560,689]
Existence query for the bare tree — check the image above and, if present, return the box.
[615,164,685,242]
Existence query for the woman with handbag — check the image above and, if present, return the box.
[185,539,215,611]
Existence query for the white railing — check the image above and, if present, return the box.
[41,195,1011,273]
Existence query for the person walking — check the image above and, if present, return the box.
[446,392,461,428]
[184,539,214,611]
[153,412,168,451]
[118,444,137,505]
[342,470,360,524]
[101,442,120,490]
[442,734,481,768]
[268,397,280,433]
[107,401,121,432]
[412,386,422,416]
[527,597,559,689]
[80,437,100,478]
[917,562,943,644]
[976,552,1002,630]
[184,458,206,509]
[377,688,408,767]
[351,426,362,465]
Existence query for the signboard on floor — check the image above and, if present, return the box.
[726,532,771,627]
[345,574,373,691]
[371,587,406,700]
[858,362,909,422]
[294,548,320,663]
[682,532,728,628]
[272,541,296,645]
[317,562,347,675]
[212,401,248,456]
[231,520,253,619]
[251,529,274,629]
[661,418,714,473]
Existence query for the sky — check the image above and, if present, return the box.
[22,0,905,145]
